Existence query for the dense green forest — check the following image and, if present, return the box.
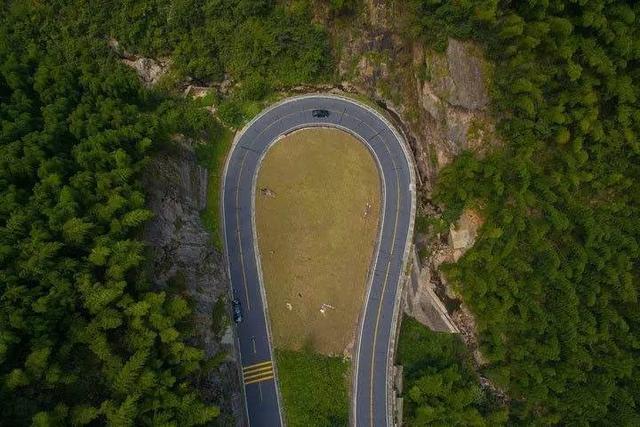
[109,0,330,86]
[0,0,330,425]
[398,317,507,426]
[106,0,332,130]
[409,0,640,424]
[0,7,215,427]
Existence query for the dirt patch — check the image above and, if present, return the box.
[255,128,381,356]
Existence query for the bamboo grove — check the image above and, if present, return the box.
[409,0,640,424]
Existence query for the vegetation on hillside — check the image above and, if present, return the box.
[408,0,640,424]
[398,317,507,426]
[107,0,331,86]
[0,17,216,427]
[0,0,331,425]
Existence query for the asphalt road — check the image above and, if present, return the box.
[221,95,415,427]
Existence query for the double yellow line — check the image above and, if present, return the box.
[243,360,274,385]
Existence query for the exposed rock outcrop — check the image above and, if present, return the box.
[142,137,242,425]
[122,56,170,86]
[415,38,496,169]
[436,39,490,111]
[334,2,496,187]
[403,249,459,333]
[417,206,491,372]
[108,38,170,86]
[449,208,484,262]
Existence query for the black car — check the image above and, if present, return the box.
[231,298,243,323]
[312,109,330,118]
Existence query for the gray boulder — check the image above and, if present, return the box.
[445,38,490,110]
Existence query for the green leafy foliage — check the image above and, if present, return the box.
[107,0,331,86]
[409,0,640,424]
[398,317,507,426]
[0,2,220,425]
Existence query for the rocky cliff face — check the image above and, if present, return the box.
[334,6,496,186]
[414,38,496,171]
[327,0,496,366]
[142,138,242,425]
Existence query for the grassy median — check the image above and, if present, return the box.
[255,127,381,355]
[255,127,380,425]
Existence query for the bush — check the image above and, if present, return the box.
[217,100,245,129]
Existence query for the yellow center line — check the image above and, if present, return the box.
[368,134,401,427]
[227,105,402,425]
[243,360,273,371]
[244,369,274,382]
[243,365,273,377]
[235,151,252,311]
[245,374,274,386]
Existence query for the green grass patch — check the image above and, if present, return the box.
[211,296,228,338]
[275,349,349,427]
[197,124,235,250]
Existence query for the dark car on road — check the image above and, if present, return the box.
[231,298,243,323]
[312,109,330,118]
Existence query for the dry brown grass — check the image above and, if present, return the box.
[255,127,380,356]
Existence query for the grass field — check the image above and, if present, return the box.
[255,127,381,355]
[276,349,349,427]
